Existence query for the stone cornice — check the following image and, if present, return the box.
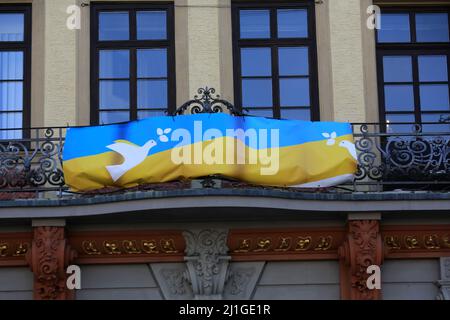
[1,189,450,219]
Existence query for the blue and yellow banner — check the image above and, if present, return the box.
[63,113,357,191]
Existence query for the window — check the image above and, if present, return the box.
[91,4,175,125]
[376,8,450,133]
[0,5,31,139]
[232,1,319,120]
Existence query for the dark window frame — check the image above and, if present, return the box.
[376,6,450,131]
[90,2,176,125]
[0,4,32,138]
[231,0,320,120]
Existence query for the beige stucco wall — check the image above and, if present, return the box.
[327,0,369,123]
[186,0,221,97]
[185,0,233,101]
[315,0,334,121]
[43,0,77,127]
[1,0,385,126]
[360,0,380,123]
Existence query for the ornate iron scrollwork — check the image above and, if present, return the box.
[353,123,450,189]
[1,89,450,196]
[0,128,66,193]
[170,87,245,116]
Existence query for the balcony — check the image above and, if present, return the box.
[0,89,449,202]
[0,122,449,201]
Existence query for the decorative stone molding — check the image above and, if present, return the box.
[161,268,189,295]
[150,263,193,300]
[437,257,450,300]
[339,220,383,300]
[26,226,77,300]
[224,262,265,300]
[183,229,230,300]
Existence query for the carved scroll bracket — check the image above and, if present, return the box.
[26,226,77,300]
[339,220,383,300]
[183,229,230,300]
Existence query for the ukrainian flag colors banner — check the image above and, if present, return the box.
[63,113,357,191]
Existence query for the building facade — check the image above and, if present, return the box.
[0,0,449,300]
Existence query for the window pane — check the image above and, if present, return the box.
[377,14,410,43]
[99,111,129,125]
[241,48,271,77]
[0,130,22,140]
[99,12,129,41]
[418,56,448,82]
[0,51,23,80]
[137,11,167,40]
[0,82,23,111]
[138,110,166,119]
[240,10,270,39]
[0,13,24,42]
[138,80,167,108]
[279,47,308,76]
[420,85,450,111]
[137,49,167,78]
[421,113,450,133]
[280,78,310,107]
[0,112,22,138]
[99,50,129,79]
[384,85,414,111]
[383,56,412,82]
[277,9,308,38]
[247,108,273,118]
[386,114,415,133]
[242,79,273,107]
[99,80,130,109]
[416,13,449,43]
[280,108,310,121]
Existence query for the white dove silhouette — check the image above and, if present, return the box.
[106,139,157,182]
[339,140,357,161]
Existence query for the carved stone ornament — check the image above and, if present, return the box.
[149,263,193,300]
[437,257,450,300]
[223,262,265,300]
[26,227,77,300]
[183,229,230,299]
[339,220,383,300]
[161,268,190,296]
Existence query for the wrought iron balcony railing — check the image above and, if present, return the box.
[351,123,450,191]
[1,122,449,198]
[0,89,449,198]
[0,127,67,197]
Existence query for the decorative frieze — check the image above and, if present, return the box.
[69,230,185,264]
[2,225,450,301]
[382,226,450,258]
[229,228,345,260]
[0,232,32,266]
